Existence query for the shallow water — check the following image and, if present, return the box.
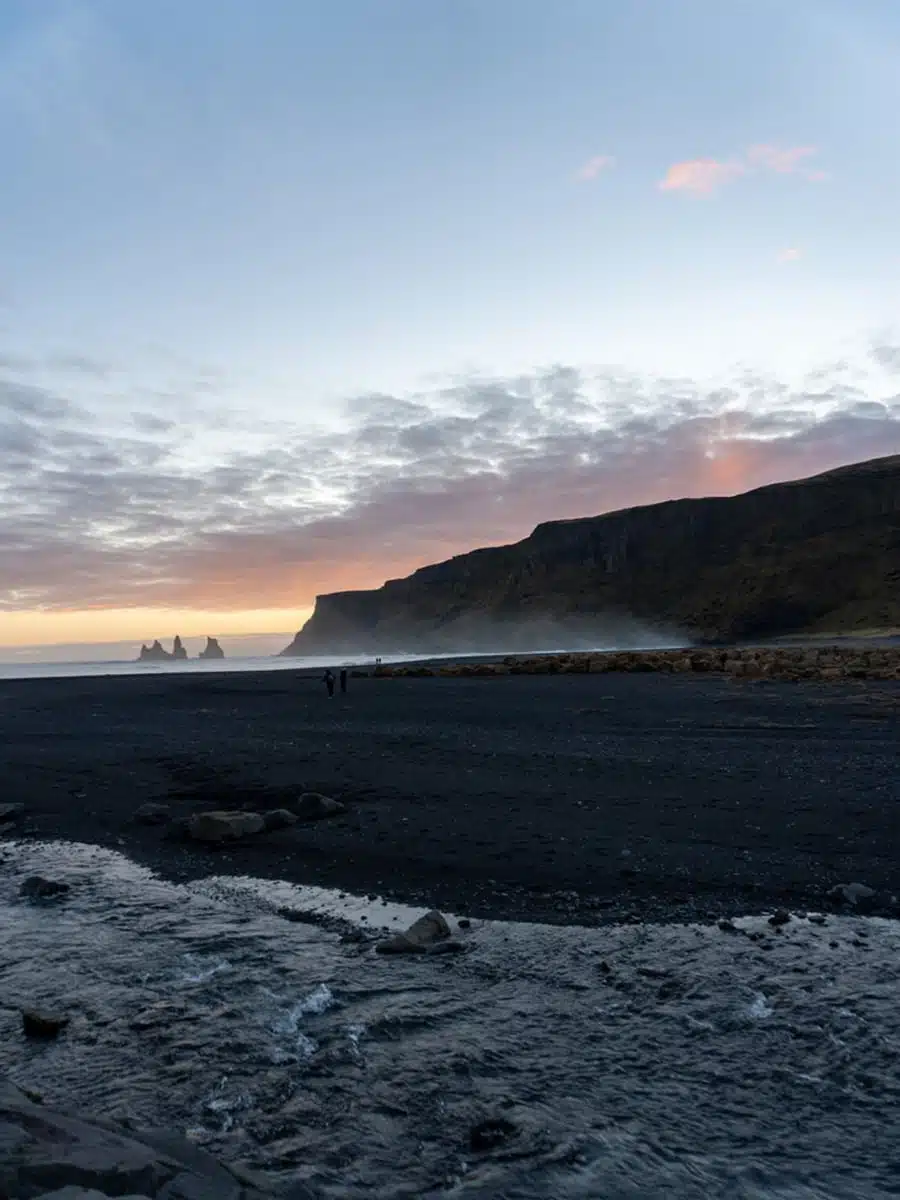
[1,840,898,1198]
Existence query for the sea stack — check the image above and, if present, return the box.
[137,637,190,662]
[138,639,171,662]
[199,636,225,660]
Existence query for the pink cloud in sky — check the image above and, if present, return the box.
[658,158,747,196]
[575,154,615,181]
[746,144,816,173]
[777,247,802,263]
[661,144,828,197]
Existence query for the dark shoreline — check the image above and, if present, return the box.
[1,666,898,926]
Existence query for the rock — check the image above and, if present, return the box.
[376,909,452,954]
[280,1185,321,1200]
[339,928,369,944]
[828,882,877,907]
[186,811,265,843]
[137,637,188,663]
[768,908,791,927]
[198,637,225,661]
[426,940,466,956]
[469,1117,517,1152]
[138,640,173,662]
[458,918,472,930]
[33,1190,151,1199]
[0,802,24,822]
[22,1009,69,1038]
[20,876,70,901]
[717,919,738,933]
[0,1077,268,1199]
[262,809,298,832]
[133,803,172,826]
[294,793,346,821]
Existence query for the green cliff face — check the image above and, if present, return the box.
[281,454,900,655]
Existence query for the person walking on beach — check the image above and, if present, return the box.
[322,668,335,698]
[339,667,348,694]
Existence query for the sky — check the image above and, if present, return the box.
[1,0,899,657]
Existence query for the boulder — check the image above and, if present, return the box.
[0,1077,269,1198]
[262,809,298,832]
[22,1009,69,1039]
[828,882,877,907]
[294,793,345,821]
[185,812,265,843]
[425,940,466,956]
[133,803,172,827]
[20,876,70,901]
[376,909,451,955]
[469,1117,518,1152]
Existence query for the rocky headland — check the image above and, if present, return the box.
[281,454,900,656]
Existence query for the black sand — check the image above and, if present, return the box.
[2,669,898,924]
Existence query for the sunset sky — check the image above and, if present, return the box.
[1,0,900,657]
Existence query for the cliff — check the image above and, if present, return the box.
[280,454,900,655]
[199,636,225,660]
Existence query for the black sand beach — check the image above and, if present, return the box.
[2,667,898,924]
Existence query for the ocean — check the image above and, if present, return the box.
[0,654,392,682]
[1,838,897,1198]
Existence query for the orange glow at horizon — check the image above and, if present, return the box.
[0,606,314,649]
[0,440,883,651]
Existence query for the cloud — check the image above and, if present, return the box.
[660,144,827,196]
[0,347,898,617]
[575,154,615,182]
[745,144,816,174]
[777,247,802,263]
[658,158,746,196]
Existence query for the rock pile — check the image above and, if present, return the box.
[181,794,346,844]
[366,645,900,682]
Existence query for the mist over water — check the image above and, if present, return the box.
[0,619,687,680]
[290,614,689,663]
[1,839,897,1198]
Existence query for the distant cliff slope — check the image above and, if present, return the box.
[281,454,900,655]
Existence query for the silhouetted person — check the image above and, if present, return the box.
[339,668,348,694]
[322,669,335,698]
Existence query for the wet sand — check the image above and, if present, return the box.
[1,668,898,924]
